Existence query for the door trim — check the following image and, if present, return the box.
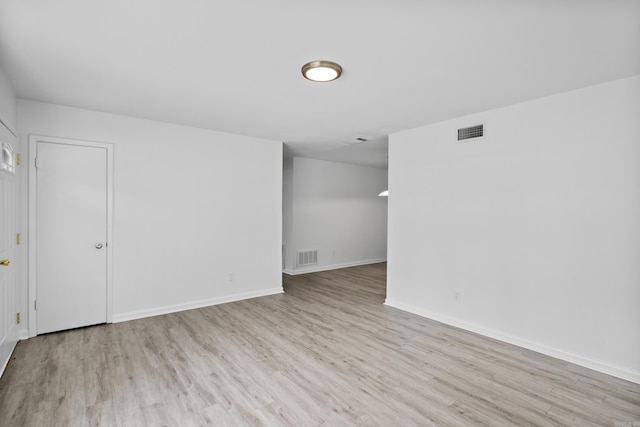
[28,135,114,337]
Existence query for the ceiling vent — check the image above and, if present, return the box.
[344,137,368,145]
[457,124,485,142]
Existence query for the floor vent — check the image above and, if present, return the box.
[297,249,318,267]
[457,124,484,142]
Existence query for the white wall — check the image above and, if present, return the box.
[18,100,283,327]
[387,75,640,383]
[0,66,16,133]
[282,157,294,271]
[285,157,387,274]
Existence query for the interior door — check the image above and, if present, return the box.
[0,124,19,370]
[36,141,108,334]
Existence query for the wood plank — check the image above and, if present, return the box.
[0,263,638,425]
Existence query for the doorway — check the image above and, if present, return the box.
[28,135,113,336]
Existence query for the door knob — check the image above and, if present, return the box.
[95,243,103,249]
[0,259,9,266]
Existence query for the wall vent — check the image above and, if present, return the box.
[457,124,484,142]
[297,249,318,267]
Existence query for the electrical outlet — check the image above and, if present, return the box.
[332,250,336,258]
[454,290,462,302]
[228,273,234,282]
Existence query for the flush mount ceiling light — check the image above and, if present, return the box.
[301,60,343,82]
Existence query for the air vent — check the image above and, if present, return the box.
[344,137,368,145]
[457,124,484,142]
[297,249,318,267]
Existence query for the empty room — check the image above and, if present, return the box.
[0,0,639,425]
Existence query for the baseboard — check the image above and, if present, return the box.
[283,258,387,276]
[0,353,10,380]
[0,341,17,380]
[384,299,640,385]
[18,329,29,340]
[113,287,284,323]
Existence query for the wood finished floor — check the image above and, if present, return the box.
[1,263,639,426]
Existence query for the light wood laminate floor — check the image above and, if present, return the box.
[1,263,639,426]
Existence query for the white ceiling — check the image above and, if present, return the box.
[1,0,638,169]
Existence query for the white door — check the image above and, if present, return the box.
[36,141,108,334]
[0,124,19,370]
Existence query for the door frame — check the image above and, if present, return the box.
[28,135,114,337]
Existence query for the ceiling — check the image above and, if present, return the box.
[1,0,638,169]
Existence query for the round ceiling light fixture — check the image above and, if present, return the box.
[301,60,343,82]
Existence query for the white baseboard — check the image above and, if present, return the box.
[384,299,640,385]
[113,287,284,323]
[1,331,34,379]
[283,258,387,276]
[0,341,17,380]
[0,354,10,380]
